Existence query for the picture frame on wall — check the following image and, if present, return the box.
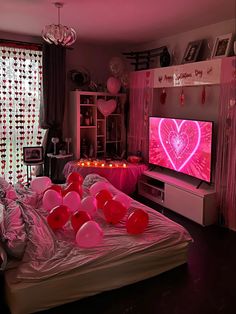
[211,33,232,58]
[23,146,44,164]
[181,40,203,64]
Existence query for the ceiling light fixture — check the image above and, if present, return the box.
[42,2,76,47]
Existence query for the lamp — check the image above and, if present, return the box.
[42,2,76,47]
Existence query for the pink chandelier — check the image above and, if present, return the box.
[42,2,77,47]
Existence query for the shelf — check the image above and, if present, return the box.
[69,91,126,159]
[138,170,217,226]
[80,126,96,129]
[80,104,97,107]
[106,140,121,143]
[139,179,164,192]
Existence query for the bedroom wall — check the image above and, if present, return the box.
[124,19,235,182]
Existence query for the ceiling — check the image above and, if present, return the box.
[0,0,235,44]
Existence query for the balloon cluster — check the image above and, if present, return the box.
[88,181,149,235]
[30,172,149,248]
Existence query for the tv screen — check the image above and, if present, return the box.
[149,117,213,182]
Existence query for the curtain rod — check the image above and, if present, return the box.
[0,38,73,50]
[0,38,42,48]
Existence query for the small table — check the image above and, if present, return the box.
[63,161,148,195]
[47,154,73,183]
[24,162,44,185]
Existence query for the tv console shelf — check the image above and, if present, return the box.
[138,170,217,226]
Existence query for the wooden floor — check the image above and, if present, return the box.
[1,196,236,314]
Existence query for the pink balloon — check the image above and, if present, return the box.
[89,181,109,196]
[63,191,81,213]
[43,189,63,211]
[76,221,103,248]
[112,194,131,209]
[107,77,121,94]
[30,176,52,194]
[81,196,97,217]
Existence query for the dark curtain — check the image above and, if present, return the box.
[40,44,66,176]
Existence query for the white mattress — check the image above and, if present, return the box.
[4,174,192,314]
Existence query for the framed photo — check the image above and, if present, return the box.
[211,33,232,58]
[181,40,203,64]
[23,146,44,164]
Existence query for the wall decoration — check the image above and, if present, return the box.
[160,88,167,104]
[182,40,203,64]
[23,146,44,164]
[123,46,168,71]
[160,47,171,67]
[211,33,233,59]
[153,59,222,88]
[179,87,185,106]
[201,86,206,105]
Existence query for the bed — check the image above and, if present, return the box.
[0,174,192,314]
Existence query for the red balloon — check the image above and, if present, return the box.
[67,172,84,185]
[47,205,70,230]
[63,182,83,198]
[44,184,63,196]
[95,189,113,210]
[103,199,127,224]
[71,210,91,233]
[126,209,149,234]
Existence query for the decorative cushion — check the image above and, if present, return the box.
[83,173,109,189]
[18,201,57,261]
[0,199,27,259]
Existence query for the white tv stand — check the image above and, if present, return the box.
[138,169,217,226]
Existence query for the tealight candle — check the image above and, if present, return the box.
[109,164,113,167]
[81,162,85,166]
[87,161,90,166]
[101,163,105,167]
[123,163,127,168]
[94,162,98,166]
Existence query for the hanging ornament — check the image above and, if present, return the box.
[180,87,185,106]
[201,85,206,105]
[160,88,167,105]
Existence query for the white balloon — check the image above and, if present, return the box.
[76,221,103,248]
[112,194,131,209]
[30,176,52,194]
[89,181,109,196]
[42,189,63,211]
[109,57,125,78]
[63,191,81,213]
[81,196,97,217]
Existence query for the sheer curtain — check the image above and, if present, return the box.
[128,70,154,162]
[0,44,44,183]
[215,57,236,230]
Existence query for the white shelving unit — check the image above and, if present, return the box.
[69,91,126,159]
[138,170,217,226]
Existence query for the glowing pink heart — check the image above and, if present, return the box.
[97,99,116,116]
[158,119,201,171]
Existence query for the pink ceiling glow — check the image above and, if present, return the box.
[0,0,235,43]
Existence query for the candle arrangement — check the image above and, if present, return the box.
[77,159,128,168]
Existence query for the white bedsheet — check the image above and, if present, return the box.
[12,175,192,283]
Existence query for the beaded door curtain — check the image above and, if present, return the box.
[0,45,44,183]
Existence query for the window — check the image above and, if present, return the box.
[0,43,45,183]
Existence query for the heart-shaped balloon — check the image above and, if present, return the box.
[97,99,116,116]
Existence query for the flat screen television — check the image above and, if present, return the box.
[149,117,213,182]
